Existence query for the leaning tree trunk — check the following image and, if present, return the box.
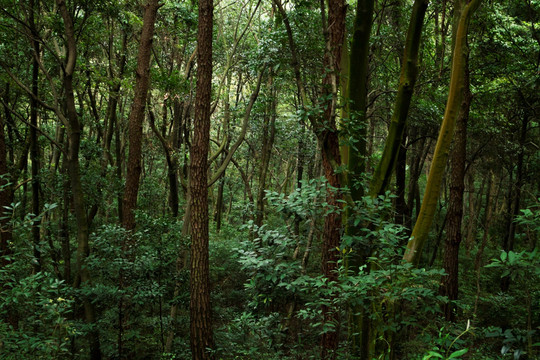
[404,0,482,264]
[189,0,215,357]
[369,0,429,197]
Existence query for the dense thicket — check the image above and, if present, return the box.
[0,0,538,359]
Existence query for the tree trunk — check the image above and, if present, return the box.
[56,1,102,358]
[189,0,215,357]
[54,13,97,360]
[440,50,471,322]
[0,101,12,266]
[320,1,346,358]
[395,129,409,226]
[501,114,528,292]
[255,73,277,228]
[369,0,429,197]
[122,0,160,231]
[343,0,374,357]
[404,0,481,264]
[29,0,42,273]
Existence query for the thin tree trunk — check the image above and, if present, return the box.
[369,0,429,197]
[255,73,276,228]
[473,172,495,316]
[0,93,16,329]
[464,172,477,255]
[501,115,528,292]
[56,1,101,358]
[29,0,41,273]
[395,129,409,226]
[440,50,471,322]
[0,100,12,266]
[122,0,160,231]
[117,4,159,357]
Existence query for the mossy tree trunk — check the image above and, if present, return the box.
[404,0,482,265]
[341,0,374,358]
[368,0,429,197]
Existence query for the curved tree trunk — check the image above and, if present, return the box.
[56,1,102,358]
[404,0,482,264]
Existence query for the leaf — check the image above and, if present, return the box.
[425,351,444,359]
[507,251,516,264]
[448,348,468,359]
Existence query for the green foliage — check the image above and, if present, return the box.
[229,180,448,358]
[0,264,75,358]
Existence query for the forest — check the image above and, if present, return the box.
[0,0,539,359]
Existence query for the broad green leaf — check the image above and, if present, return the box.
[448,348,468,359]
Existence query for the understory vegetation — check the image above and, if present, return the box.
[0,0,539,359]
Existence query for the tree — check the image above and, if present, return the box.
[122,0,161,231]
[318,0,346,357]
[189,0,215,357]
[368,0,429,197]
[404,0,482,264]
[57,0,101,357]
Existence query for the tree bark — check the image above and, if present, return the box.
[342,0,374,357]
[189,0,215,357]
[404,0,481,264]
[56,1,102,358]
[320,1,346,358]
[28,0,42,273]
[255,73,276,228]
[369,0,429,197]
[440,50,471,322]
[0,100,12,266]
[122,0,160,231]
[500,114,528,292]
